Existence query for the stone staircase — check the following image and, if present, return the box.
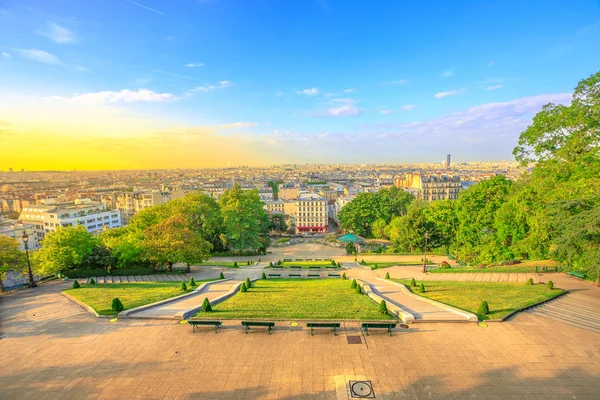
[85,274,190,284]
[526,292,600,334]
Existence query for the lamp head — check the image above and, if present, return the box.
[21,231,29,243]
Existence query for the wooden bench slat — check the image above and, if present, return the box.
[241,321,275,335]
[362,322,397,337]
[188,320,222,333]
[307,322,340,336]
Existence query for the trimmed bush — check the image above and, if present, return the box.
[219,272,225,279]
[72,280,80,289]
[331,259,336,266]
[89,278,96,285]
[240,282,248,292]
[527,278,534,286]
[258,258,261,262]
[188,277,197,287]
[547,280,554,289]
[342,273,347,280]
[411,278,417,287]
[355,285,362,294]
[361,259,365,265]
[379,300,388,315]
[478,301,490,315]
[385,272,390,279]
[269,262,273,267]
[261,272,267,279]
[112,298,124,312]
[375,264,378,269]
[202,297,212,312]
[419,283,425,293]
[350,279,357,289]
[233,261,238,268]
[247,260,251,265]
[337,262,341,268]
[245,277,251,288]
[277,260,282,265]
[180,281,188,291]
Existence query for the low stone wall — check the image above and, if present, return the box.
[356,279,415,323]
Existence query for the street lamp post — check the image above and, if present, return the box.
[422,231,429,274]
[21,232,37,288]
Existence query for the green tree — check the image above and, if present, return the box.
[387,201,439,253]
[0,236,24,293]
[269,214,288,234]
[33,226,98,275]
[372,218,388,239]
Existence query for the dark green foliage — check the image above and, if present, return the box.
[89,278,96,285]
[233,261,238,268]
[112,298,124,312]
[180,281,187,291]
[547,280,554,289]
[355,285,362,294]
[202,297,212,312]
[527,278,534,286]
[262,272,267,279]
[331,259,336,266]
[342,273,347,280]
[379,300,388,315]
[385,272,390,279]
[346,242,356,255]
[478,301,490,315]
[219,272,225,279]
[188,277,197,287]
[350,279,357,289]
[337,262,341,268]
[247,260,251,265]
[411,278,417,287]
[269,262,273,267]
[277,259,282,265]
[245,277,251,288]
[72,280,80,289]
[361,259,366,265]
[240,282,248,292]
[258,258,261,262]
[419,283,425,293]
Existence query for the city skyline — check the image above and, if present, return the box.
[1,0,600,170]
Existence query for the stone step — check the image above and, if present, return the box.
[528,308,600,334]
[541,301,600,318]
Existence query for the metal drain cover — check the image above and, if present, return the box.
[347,335,362,344]
[349,380,375,398]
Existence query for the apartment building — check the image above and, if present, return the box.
[114,190,185,224]
[262,192,329,234]
[0,217,37,250]
[264,199,285,214]
[18,198,121,240]
[395,173,461,201]
[0,197,32,213]
[333,195,356,225]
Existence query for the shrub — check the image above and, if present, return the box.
[478,301,490,315]
[219,272,225,279]
[245,277,251,288]
[547,280,554,289]
[375,264,378,269]
[269,262,273,267]
[202,297,212,312]
[350,279,357,289]
[337,262,341,268]
[277,260,282,265]
[89,278,96,285]
[262,272,267,279]
[354,257,357,261]
[342,273,347,280]
[385,272,390,279]
[331,259,336,266]
[439,261,451,269]
[188,277,197,287]
[419,283,425,293]
[411,278,417,287]
[240,282,248,292]
[247,260,251,265]
[355,285,362,294]
[112,298,124,312]
[370,266,376,270]
[180,282,188,291]
[233,262,238,268]
[527,278,534,286]
[361,259,365,265]
[379,300,388,315]
[72,280,81,289]
[258,258,261,262]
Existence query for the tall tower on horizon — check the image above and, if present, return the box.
[446,154,451,167]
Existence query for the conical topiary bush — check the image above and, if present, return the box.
[379,300,388,315]
[180,281,188,291]
[478,301,489,315]
[240,282,247,292]
[202,297,212,312]
[350,279,357,289]
[72,280,80,289]
[112,298,124,312]
[419,283,425,293]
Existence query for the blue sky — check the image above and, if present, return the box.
[1,0,600,169]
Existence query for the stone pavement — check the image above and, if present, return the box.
[1,280,600,399]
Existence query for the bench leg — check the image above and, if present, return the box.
[389,327,392,337]
[365,327,369,336]
[268,326,271,335]
[245,325,249,334]
[311,326,313,336]
[333,327,337,336]
[192,325,195,333]
[214,324,218,333]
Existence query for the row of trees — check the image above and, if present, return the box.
[339,72,600,279]
[31,185,271,276]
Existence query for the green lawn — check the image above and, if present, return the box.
[430,259,562,274]
[362,261,427,269]
[193,279,393,320]
[64,281,214,315]
[278,261,338,269]
[393,279,565,320]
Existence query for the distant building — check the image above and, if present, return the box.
[114,189,185,225]
[17,198,122,240]
[263,192,328,234]
[395,173,461,201]
[447,154,451,167]
[0,217,38,250]
[333,195,356,225]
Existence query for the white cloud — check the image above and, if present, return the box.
[220,122,258,129]
[329,98,357,105]
[38,22,78,44]
[402,104,416,110]
[192,80,232,92]
[16,48,61,65]
[1,51,9,58]
[325,105,364,117]
[51,89,176,105]
[434,89,463,98]
[185,62,204,68]
[343,88,355,93]
[380,110,394,115]
[486,85,503,91]
[297,88,319,95]
[442,70,453,78]
[391,79,408,85]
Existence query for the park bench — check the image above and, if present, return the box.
[268,274,281,278]
[241,321,275,334]
[361,322,397,336]
[188,320,222,333]
[289,274,301,277]
[309,266,322,269]
[307,322,340,336]
[568,271,586,279]
[328,274,341,277]
[307,274,320,278]
[290,266,302,269]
